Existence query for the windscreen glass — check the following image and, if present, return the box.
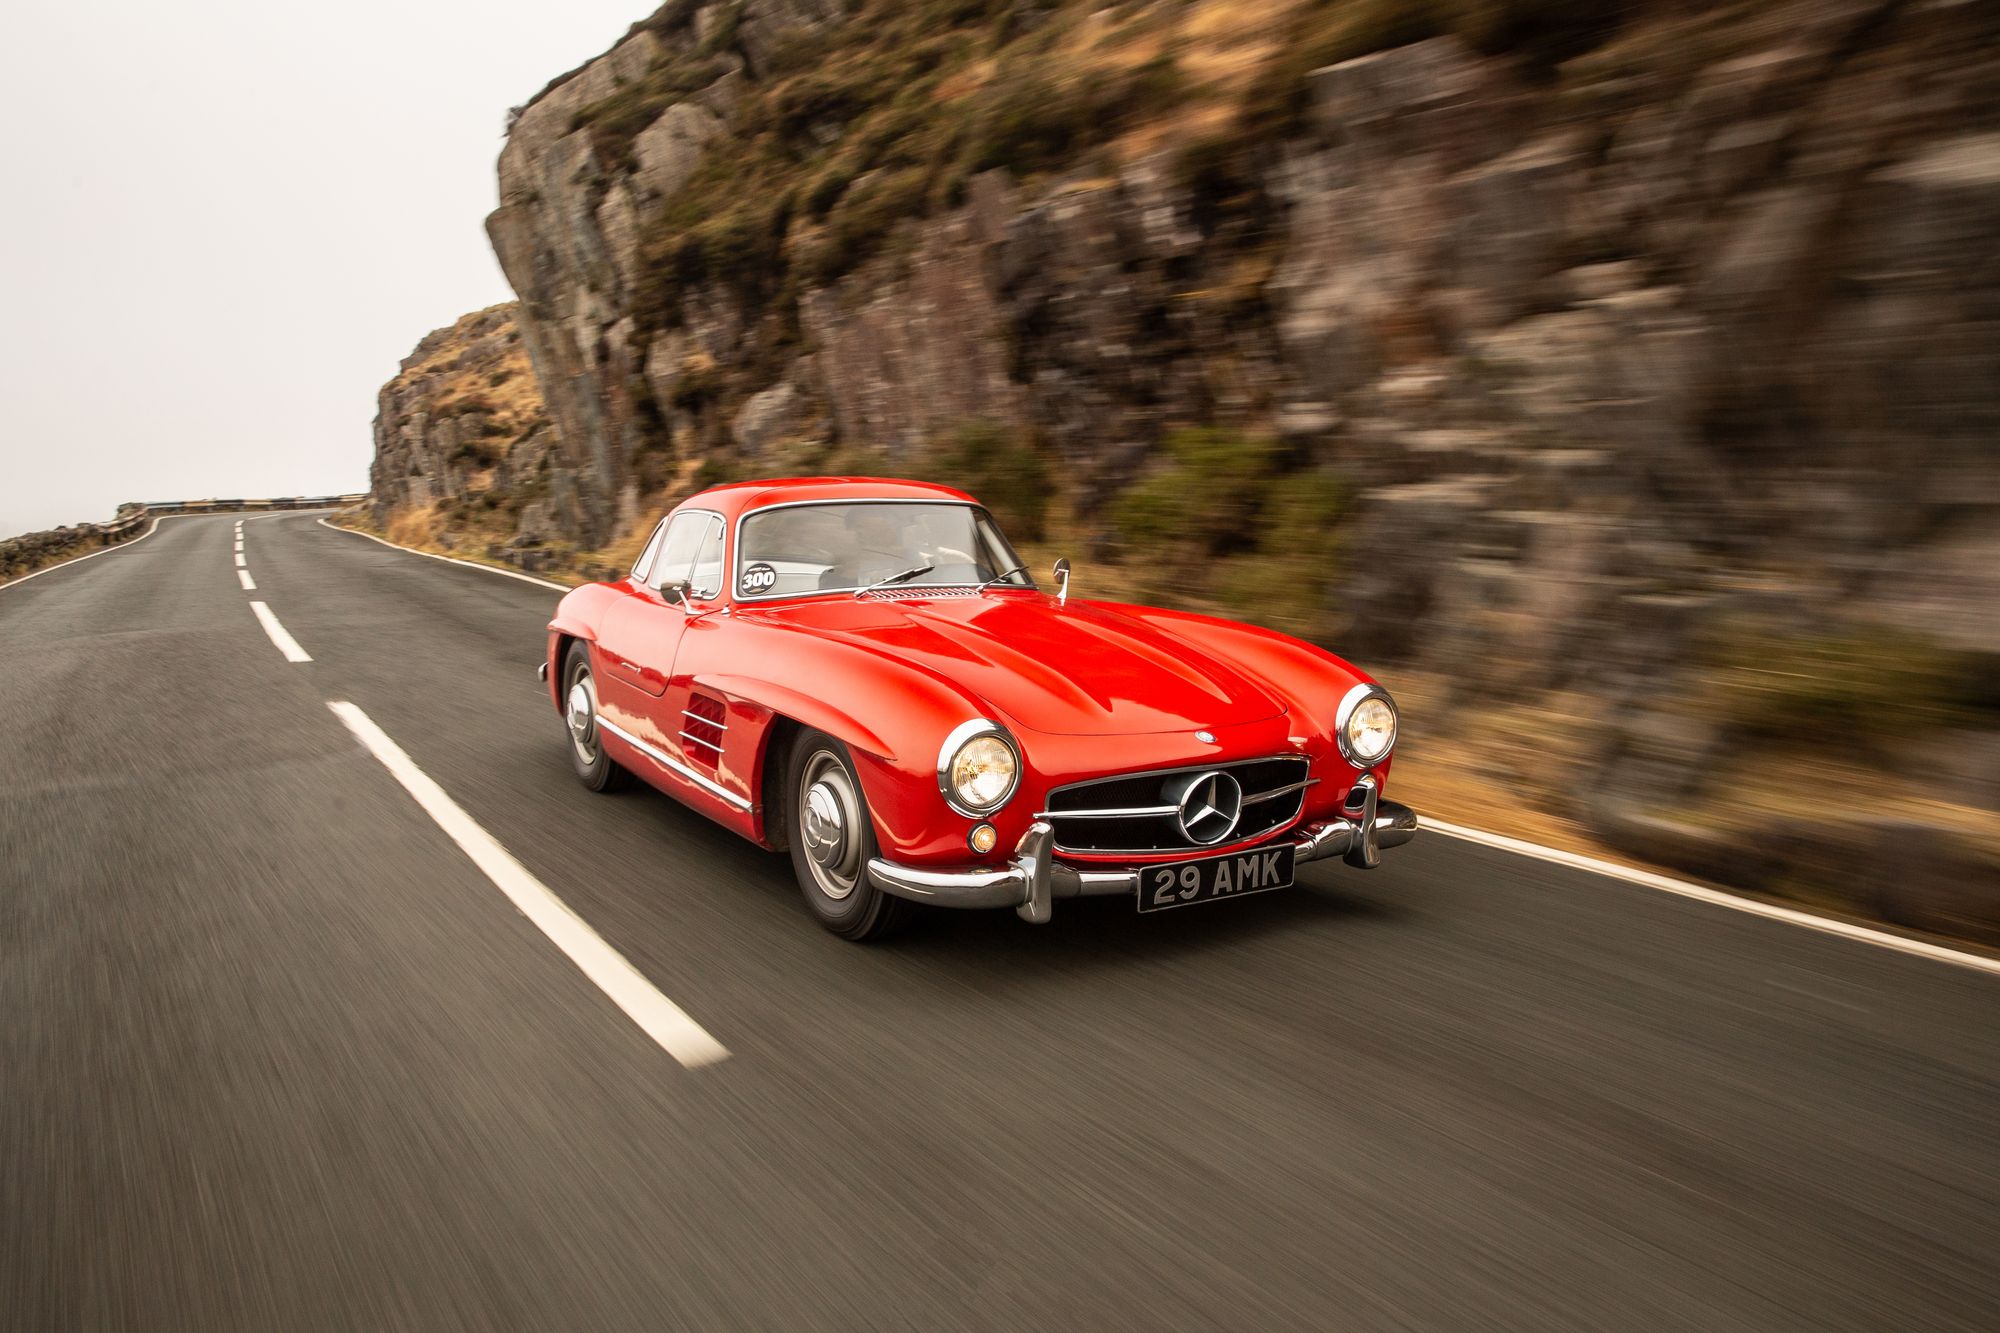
[735,502,1031,599]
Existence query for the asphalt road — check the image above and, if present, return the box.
[4,512,1996,1332]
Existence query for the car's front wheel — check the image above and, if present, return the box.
[785,731,908,941]
[562,641,628,792]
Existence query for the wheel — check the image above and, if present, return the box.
[785,731,908,941]
[562,641,629,792]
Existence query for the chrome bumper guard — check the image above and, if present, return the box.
[866,794,1419,924]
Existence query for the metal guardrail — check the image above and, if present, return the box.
[0,494,351,584]
[133,494,367,521]
[9,495,370,552]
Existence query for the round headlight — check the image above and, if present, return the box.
[1336,685,1397,766]
[939,723,1019,815]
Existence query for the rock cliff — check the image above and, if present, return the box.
[375,0,2000,932]
[366,303,578,568]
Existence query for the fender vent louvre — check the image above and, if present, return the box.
[681,693,728,769]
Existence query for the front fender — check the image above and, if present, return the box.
[544,584,619,712]
[1098,602,1374,739]
[673,615,1000,858]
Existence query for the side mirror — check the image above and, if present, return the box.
[1052,558,1071,608]
[659,580,699,615]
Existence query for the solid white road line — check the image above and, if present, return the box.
[237,569,256,591]
[1423,818,2000,978]
[326,700,729,1067]
[317,517,573,592]
[248,601,312,663]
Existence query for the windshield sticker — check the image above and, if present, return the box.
[740,562,778,595]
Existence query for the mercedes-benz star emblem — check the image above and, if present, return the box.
[1195,730,1216,743]
[1176,770,1243,846]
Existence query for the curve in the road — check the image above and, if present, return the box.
[5,510,1995,1332]
[319,513,2000,981]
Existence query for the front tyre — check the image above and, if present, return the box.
[562,641,629,792]
[786,731,908,941]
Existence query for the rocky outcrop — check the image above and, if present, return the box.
[0,507,148,584]
[373,0,2000,926]
[368,303,564,551]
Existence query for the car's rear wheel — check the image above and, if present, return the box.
[562,641,628,792]
[786,731,907,941]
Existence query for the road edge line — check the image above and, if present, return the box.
[325,701,729,1067]
[316,517,573,592]
[0,515,166,595]
[1421,817,2000,978]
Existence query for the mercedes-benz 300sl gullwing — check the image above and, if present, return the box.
[541,477,1417,940]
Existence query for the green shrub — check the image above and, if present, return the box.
[915,419,1052,542]
[1703,619,1982,747]
[799,166,931,286]
[1115,428,1283,556]
[1112,429,1347,636]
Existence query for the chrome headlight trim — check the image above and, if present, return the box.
[937,718,1022,817]
[1334,683,1398,767]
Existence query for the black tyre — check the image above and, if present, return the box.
[561,641,629,792]
[785,731,908,941]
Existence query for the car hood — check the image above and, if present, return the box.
[746,594,1289,737]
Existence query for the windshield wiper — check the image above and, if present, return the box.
[977,564,1029,592]
[853,564,934,598]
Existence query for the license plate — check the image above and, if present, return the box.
[1136,843,1296,913]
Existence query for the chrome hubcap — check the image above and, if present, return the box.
[566,671,598,762]
[798,751,862,901]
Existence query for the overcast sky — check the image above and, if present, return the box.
[0,0,645,539]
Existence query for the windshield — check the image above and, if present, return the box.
[735,501,1034,600]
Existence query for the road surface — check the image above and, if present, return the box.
[4,513,1996,1331]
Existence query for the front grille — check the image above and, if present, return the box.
[1044,755,1311,855]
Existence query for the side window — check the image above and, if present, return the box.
[687,519,725,599]
[651,512,725,599]
[631,520,667,583]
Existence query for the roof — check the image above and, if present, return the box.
[677,476,980,521]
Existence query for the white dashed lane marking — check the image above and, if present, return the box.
[326,701,728,1068]
[248,601,311,662]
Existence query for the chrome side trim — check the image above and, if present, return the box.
[678,730,725,753]
[1335,682,1398,767]
[936,717,1021,818]
[596,716,753,812]
[682,708,726,730]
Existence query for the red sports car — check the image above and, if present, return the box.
[542,477,1416,939]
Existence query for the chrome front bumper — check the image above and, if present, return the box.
[865,787,1419,924]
